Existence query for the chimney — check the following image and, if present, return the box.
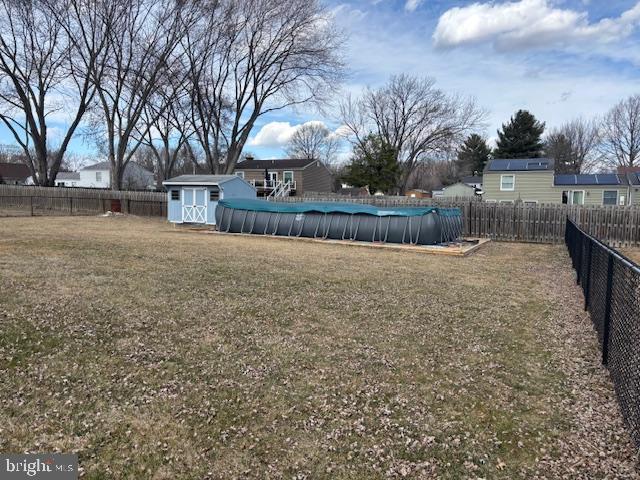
[245,155,254,161]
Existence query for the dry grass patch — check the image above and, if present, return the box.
[0,216,638,479]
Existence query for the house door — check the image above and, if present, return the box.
[268,172,278,187]
[182,188,207,223]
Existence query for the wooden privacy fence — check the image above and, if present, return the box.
[0,185,166,218]
[278,195,640,247]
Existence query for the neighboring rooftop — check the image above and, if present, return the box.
[486,158,554,172]
[235,158,318,170]
[163,174,242,185]
[0,162,30,180]
[82,161,111,171]
[461,175,483,184]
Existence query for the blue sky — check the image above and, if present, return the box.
[3,0,640,162]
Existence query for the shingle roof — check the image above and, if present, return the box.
[0,162,30,180]
[486,158,554,172]
[235,158,317,170]
[82,161,111,171]
[554,174,628,186]
[162,174,241,185]
[56,172,81,180]
[461,175,482,184]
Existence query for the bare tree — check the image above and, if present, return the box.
[183,0,344,174]
[0,0,96,185]
[83,0,196,189]
[340,74,485,193]
[285,122,340,167]
[600,94,640,169]
[545,118,601,173]
[135,78,193,188]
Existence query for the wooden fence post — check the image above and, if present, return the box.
[30,196,34,216]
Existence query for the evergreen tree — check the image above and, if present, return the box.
[456,134,491,175]
[494,110,545,158]
[341,134,400,194]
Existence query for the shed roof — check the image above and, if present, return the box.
[162,174,241,186]
[235,158,317,170]
[485,158,554,172]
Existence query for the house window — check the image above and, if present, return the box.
[603,190,618,206]
[283,171,294,184]
[210,188,219,201]
[571,190,585,205]
[523,200,538,206]
[96,171,102,182]
[235,171,244,179]
[500,174,515,191]
[499,200,514,204]
[171,190,180,201]
[562,190,585,205]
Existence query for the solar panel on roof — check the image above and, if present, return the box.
[595,174,620,185]
[554,175,576,185]
[526,161,549,170]
[575,174,597,185]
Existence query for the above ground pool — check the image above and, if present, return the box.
[215,199,462,246]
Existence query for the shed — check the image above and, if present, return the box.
[163,175,256,225]
[441,182,477,198]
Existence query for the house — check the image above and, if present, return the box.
[55,172,81,187]
[440,182,477,198]
[483,158,638,206]
[54,161,155,189]
[233,157,333,197]
[0,162,30,185]
[163,175,256,225]
[554,174,630,206]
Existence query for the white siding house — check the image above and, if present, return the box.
[54,161,155,189]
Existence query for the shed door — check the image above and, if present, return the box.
[182,188,207,223]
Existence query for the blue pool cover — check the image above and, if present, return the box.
[219,198,461,218]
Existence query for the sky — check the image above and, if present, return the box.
[2,0,640,163]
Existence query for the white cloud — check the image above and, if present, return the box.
[404,0,423,12]
[433,0,640,50]
[249,120,335,147]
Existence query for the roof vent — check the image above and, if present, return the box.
[245,155,254,161]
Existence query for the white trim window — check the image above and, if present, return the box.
[523,200,538,206]
[283,171,294,184]
[235,171,244,179]
[602,190,618,206]
[568,190,585,205]
[499,200,514,204]
[500,174,515,191]
[96,171,102,182]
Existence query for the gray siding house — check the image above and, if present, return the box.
[483,159,638,206]
[234,157,333,196]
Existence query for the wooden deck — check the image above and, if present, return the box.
[180,226,490,256]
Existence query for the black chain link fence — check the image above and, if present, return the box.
[565,218,640,447]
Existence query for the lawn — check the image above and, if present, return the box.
[0,216,638,479]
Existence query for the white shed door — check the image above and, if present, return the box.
[182,188,207,223]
